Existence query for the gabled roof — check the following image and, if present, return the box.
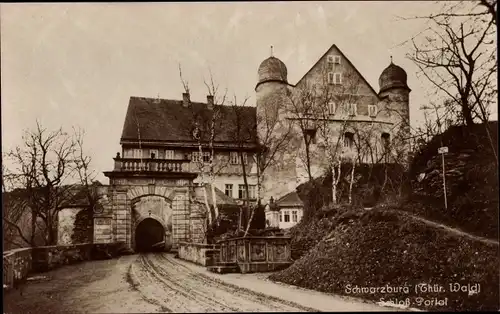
[193,184,239,207]
[294,44,380,97]
[120,97,257,145]
[276,190,303,207]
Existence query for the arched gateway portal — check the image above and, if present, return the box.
[131,194,173,252]
[135,218,165,252]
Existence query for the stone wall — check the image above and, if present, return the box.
[3,243,125,291]
[3,248,32,289]
[31,243,93,273]
[177,242,219,266]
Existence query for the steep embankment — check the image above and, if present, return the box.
[271,122,499,311]
[407,121,498,239]
[271,209,499,311]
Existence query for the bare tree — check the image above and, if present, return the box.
[179,65,229,234]
[227,95,254,233]
[404,1,497,127]
[285,83,319,181]
[4,122,96,246]
[297,65,366,204]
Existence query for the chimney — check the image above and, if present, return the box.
[207,95,214,109]
[182,92,190,107]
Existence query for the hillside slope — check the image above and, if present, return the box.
[270,209,499,311]
[407,121,498,239]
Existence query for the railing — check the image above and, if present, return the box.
[114,158,188,172]
[3,248,32,289]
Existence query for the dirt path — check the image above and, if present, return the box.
[4,253,393,313]
[389,209,499,246]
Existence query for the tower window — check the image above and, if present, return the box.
[381,133,391,149]
[328,101,336,115]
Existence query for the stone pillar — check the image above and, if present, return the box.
[94,186,113,244]
[113,188,132,249]
[172,189,190,248]
[189,203,207,244]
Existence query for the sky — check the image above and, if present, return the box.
[0,2,474,183]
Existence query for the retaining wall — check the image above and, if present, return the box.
[3,242,125,291]
[177,242,219,266]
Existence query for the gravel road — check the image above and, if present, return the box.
[4,253,392,313]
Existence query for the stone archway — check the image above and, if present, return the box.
[135,218,165,252]
[131,194,173,252]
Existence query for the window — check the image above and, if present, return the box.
[328,72,334,84]
[133,149,142,158]
[305,129,317,144]
[230,151,247,164]
[149,149,158,159]
[165,150,175,160]
[292,211,298,222]
[348,103,357,116]
[332,73,342,84]
[192,151,210,163]
[279,213,283,222]
[328,101,336,115]
[225,184,233,197]
[368,105,377,117]
[327,55,341,70]
[248,185,256,199]
[381,133,391,149]
[284,211,290,222]
[203,152,210,162]
[343,132,354,149]
[238,184,256,199]
[238,184,245,199]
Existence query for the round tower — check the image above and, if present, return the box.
[378,60,411,134]
[255,53,297,202]
[378,59,412,163]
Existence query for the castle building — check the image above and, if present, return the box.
[257,44,411,203]
[84,43,411,250]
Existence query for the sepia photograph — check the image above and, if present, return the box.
[1,1,498,312]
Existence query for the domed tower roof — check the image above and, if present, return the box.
[257,56,288,85]
[379,60,410,93]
